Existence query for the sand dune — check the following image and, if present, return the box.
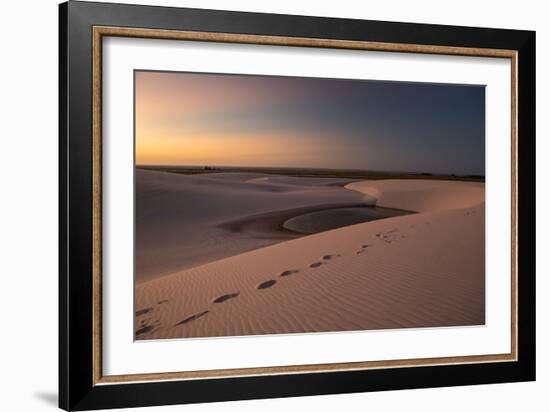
[135,176,485,340]
[346,179,485,212]
[136,170,365,282]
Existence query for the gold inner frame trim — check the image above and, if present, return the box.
[91,25,518,386]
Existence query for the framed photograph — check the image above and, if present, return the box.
[59,1,536,410]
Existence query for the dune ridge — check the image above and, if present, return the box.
[346,179,485,212]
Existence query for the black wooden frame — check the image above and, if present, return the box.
[59,1,536,410]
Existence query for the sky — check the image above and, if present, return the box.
[135,70,485,175]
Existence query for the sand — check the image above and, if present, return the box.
[135,174,485,340]
[136,170,363,283]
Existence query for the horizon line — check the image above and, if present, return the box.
[135,163,485,177]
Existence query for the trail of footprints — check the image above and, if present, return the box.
[135,226,417,337]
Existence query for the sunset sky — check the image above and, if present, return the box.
[135,71,485,175]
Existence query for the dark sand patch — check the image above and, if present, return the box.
[283,206,412,235]
[217,203,369,240]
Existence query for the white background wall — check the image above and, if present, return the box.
[0,0,546,411]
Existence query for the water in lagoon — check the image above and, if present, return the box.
[282,206,412,235]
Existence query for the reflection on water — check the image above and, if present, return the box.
[283,206,412,234]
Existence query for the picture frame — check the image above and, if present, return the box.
[59,1,536,410]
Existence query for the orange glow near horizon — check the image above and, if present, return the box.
[136,130,331,166]
[135,71,337,167]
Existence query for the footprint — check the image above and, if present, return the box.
[258,280,277,290]
[136,318,161,336]
[356,249,366,255]
[213,292,239,303]
[136,325,154,336]
[309,262,325,268]
[322,254,340,260]
[280,269,300,277]
[136,307,153,317]
[175,310,209,326]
